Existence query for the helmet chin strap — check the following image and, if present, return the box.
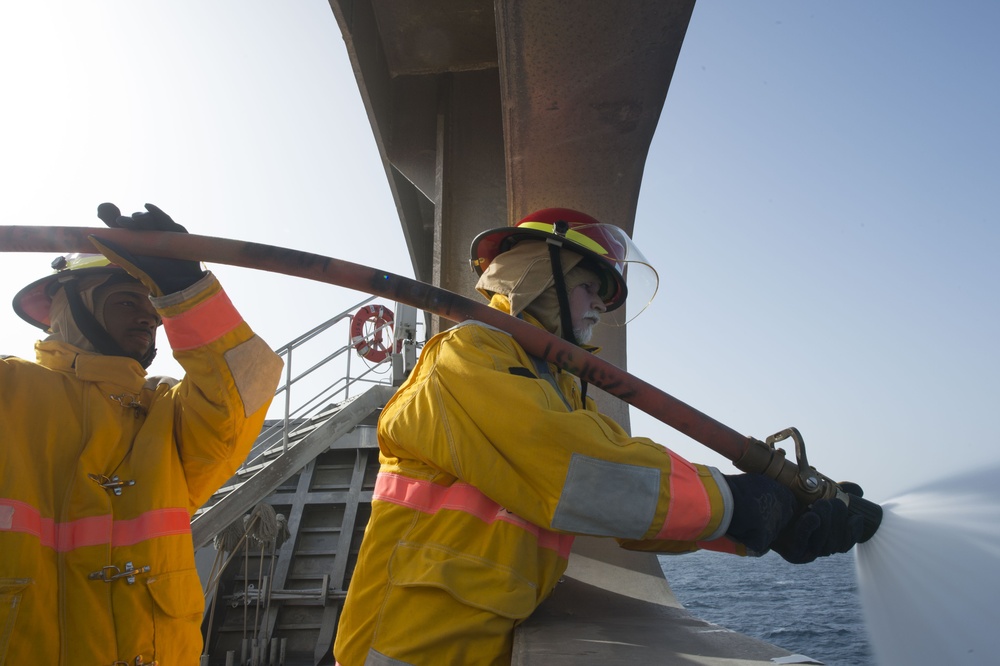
[547,240,589,407]
[61,279,157,369]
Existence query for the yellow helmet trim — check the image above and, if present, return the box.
[517,222,609,256]
[59,253,113,272]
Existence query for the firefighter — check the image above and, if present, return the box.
[0,203,284,665]
[333,208,864,666]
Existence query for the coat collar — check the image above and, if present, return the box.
[35,339,147,392]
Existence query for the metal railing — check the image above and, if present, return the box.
[241,296,412,470]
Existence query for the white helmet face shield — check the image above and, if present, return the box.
[569,224,659,327]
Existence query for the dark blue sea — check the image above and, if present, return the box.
[658,550,872,666]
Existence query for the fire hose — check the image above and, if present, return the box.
[0,225,882,541]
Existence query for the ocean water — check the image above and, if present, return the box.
[658,550,871,666]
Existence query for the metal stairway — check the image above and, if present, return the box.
[195,300,417,666]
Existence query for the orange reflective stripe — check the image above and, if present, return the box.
[55,514,110,551]
[0,499,190,552]
[111,507,192,546]
[162,289,243,351]
[374,473,574,558]
[653,452,713,541]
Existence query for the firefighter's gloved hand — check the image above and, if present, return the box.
[723,474,797,555]
[771,498,864,564]
[90,203,206,296]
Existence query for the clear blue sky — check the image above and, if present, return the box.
[2,2,997,501]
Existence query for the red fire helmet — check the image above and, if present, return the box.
[470,208,658,325]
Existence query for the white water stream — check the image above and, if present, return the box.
[856,464,1000,665]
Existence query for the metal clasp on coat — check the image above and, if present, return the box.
[110,658,158,666]
[88,473,136,496]
[109,392,146,418]
[89,561,151,585]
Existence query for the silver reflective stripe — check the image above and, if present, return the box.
[704,466,733,541]
[149,272,213,308]
[224,335,284,417]
[552,453,659,539]
[364,648,415,666]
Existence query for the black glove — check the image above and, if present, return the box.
[724,474,797,555]
[771,497,865,564]
[91,203,206,296]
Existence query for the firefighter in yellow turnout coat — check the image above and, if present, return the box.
[0,204,283,665]
[334,209,864,665]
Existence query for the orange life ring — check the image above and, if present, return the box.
[350,304,400,363]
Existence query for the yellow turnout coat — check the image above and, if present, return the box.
[334,295,739,666]
[0,274,283,665]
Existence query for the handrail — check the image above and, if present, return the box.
[243,295,401,468]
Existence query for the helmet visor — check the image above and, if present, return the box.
[559,223,659,327]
